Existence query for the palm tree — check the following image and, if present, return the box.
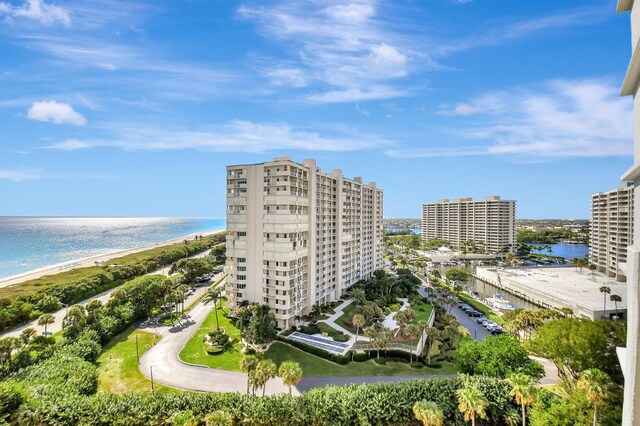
[203,286,223,329]
[405,323,422,363]
[350,288,366,305]
[278,361,302,395]
[577,369,611,426]
[456,382,488,426]
[505,373,536,426]
[599,286,611,319]
[413,400,444,426]
[239,355,260,395]
[351,314,366,361]
[610,294,622,318]
[255,359,277,397]
[576,258,587,272]
[38,313,55,335]
[503,408,521,426]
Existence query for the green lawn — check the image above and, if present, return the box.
[334,303,358,333]
[412,299,434,323]
[97,326,176,394]
[264,342,457,377]
[178,299,244,371]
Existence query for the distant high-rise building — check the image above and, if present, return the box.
[225,157,384,329]
[421,196,516,254]
[590,183,634,282]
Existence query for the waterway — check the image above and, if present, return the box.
[434,264,540,311]
[531,243,589,259]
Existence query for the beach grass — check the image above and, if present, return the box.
[97,326,176,394]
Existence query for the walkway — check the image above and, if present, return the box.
[0,249,213,339]
[138,284,293,395]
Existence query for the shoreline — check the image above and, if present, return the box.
[0,229,225,289]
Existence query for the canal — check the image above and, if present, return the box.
[434,264,541,311]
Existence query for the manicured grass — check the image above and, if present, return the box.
[264,342,457,377]
[178,299,244,371]
[334,303,358,334]
[412,299,434,323]
[97,326,175,394]
[458,293,505,325]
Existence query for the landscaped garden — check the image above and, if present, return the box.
[178,299,244,371]
[264,341,456,376]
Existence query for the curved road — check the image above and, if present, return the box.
[138,292,456,395]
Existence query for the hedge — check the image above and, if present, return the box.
[9,377,517,425]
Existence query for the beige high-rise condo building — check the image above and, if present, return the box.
[617,1,640,422]
[225,157,384,329]
[421,196,516,254]
[590,183,634,282]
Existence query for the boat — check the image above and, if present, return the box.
[486,293,516,312]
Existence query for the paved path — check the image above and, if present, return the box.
[0,250,213,339]
[138,276,292,395]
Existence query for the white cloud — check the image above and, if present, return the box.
[266,67,308,87]
[306,85,405,103]
[238,1,413,102]
[46,120,391,153]
[0,169,42,181]
[388,79,633,159]
[28,100,87,125]
[0,0,71,27]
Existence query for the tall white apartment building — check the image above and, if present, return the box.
[590,183,634,282]
[225,157,384,329]
[421,196,516,254]
[617,1,640,423]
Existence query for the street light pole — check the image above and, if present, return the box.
[150,366,155,395]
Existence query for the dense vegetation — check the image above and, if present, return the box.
[0,233,224,333]
[517,229,587,244]
[2,376,518,425]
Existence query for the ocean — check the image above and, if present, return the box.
[0,217,226,279]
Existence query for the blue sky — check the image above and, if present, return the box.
[0,0,633,219]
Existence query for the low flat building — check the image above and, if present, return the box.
[590,183,634,282]
[474,266,627,320]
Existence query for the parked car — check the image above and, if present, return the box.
[488,325,505,335]
[459,304,471,312]
[467,310,482,318]
[475,316,488,324]
[482,320,497,328]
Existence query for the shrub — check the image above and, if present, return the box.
[206,345,225,355]
[205,410,234,426]
[60,338,102,362]
[334,334,349,343]
[299,324,321,335]
[352,352,369,362]
[425,361,442,369]
[0,380,24,424]
[374,357,387,365]
[410,362,424,369]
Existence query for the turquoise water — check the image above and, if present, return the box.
[0,217,226,279]
[531,243,589,259]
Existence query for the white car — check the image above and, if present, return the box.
[482,320,497,328]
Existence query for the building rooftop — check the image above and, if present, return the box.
[484,266,627,315]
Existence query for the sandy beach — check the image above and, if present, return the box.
[0,229,225,289]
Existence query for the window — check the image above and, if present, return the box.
[237,258,246,263]
[238,266,246,272]
[237,275,246,280]
[237,231,247,237]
